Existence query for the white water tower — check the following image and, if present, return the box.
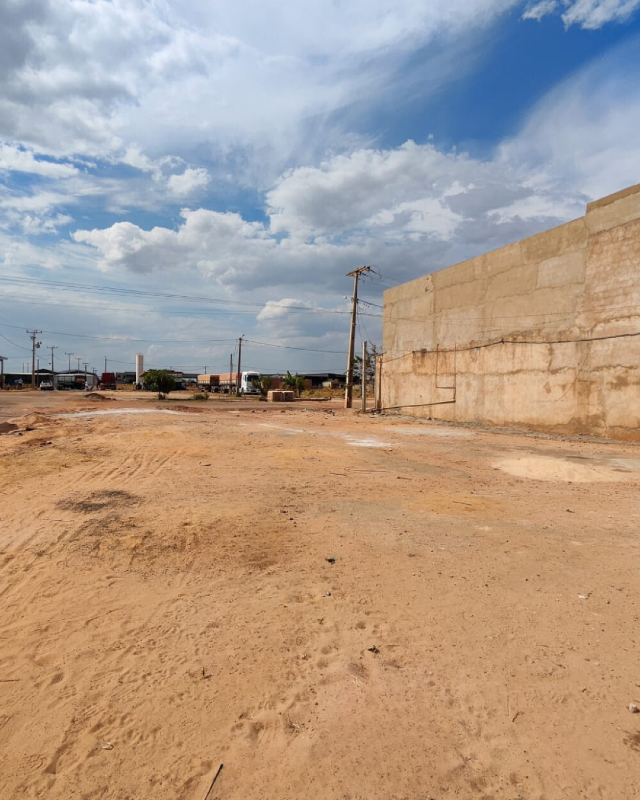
[135,353,144,385]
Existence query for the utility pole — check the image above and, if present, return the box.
[27,329,42,389]
[361,341,367,413]
[76,357,82,372]
[374,352,382,412]
[236,336,243,396]
[83,362,89,389]
[344,266,371,408]
[65,352,74,372]
[229,354,233,394]
[104,356,107,375]
[47,346,58,389]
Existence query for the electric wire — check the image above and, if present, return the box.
[382,329,640,364]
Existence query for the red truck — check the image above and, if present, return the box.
[100,372,117,390]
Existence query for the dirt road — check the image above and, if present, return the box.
[1,393,640,799]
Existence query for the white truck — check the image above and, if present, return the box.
[197,371,261,394]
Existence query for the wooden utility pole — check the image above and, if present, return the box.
[27,329,42,389]
[361,341,367,412]
[344,266,371,408]
[236,336,243,396]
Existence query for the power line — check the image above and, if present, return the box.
[0,331,32,352]
[382,328,640,364]
[0,321,347,356]
[244,339,347,355]
[0,293,265,318]
[0,274,363,317]
[0,321,237,344]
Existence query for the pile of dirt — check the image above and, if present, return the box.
[84,392,114,402]
[8,412,53,430]
[0,422,18,435]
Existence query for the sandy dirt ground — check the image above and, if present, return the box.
[1,392,640,800]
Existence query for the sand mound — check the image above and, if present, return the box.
[8,412,53,430]
[84,392,114,401]
[168,404,205,414]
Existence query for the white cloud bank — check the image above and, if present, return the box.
[0,143,79,178]
[523,0,640,27]
[69,35,640,298]
[0,0,521,174]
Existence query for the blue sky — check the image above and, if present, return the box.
[0,0,639,374]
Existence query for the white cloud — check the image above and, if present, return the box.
[522,0,640,27]
[167,167,210,196]
[0,142,79,178]
[120,146,164,179]
[522,1,559,22]
[0,0,520,172]
[498,35,640,199]
[257,298,315,321]
[69,35,640,299]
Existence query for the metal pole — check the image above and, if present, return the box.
[65,352,73,372]
[375,354,383,412]
[27,329,42,389]
[236,336,243,396]
[361,341,367,412]
[47,346,58,389]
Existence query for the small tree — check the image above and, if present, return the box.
[254,374,272,397]
[143,369,176,399]
[284,371,306,397]
[294,375,306,396]
[283,371,296,393]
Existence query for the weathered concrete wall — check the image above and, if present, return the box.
[382,183,640,440]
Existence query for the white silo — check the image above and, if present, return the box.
[135,353,144,385]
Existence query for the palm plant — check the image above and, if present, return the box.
[284,371,306,397]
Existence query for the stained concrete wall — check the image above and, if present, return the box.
[382,183,640,440]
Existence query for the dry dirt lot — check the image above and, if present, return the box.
[1,392,640,800]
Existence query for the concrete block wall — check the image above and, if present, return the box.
[382,183,640,440]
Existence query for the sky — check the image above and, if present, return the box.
[1,0,639,376]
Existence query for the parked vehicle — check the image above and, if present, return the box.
[197,371,260,394]
[100,372,117,390]
[197,374,220,392]
[40,380,54,391]
[57,374,86,390]
[241,372,260,394]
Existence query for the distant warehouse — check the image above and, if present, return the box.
[381,182,640,441]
